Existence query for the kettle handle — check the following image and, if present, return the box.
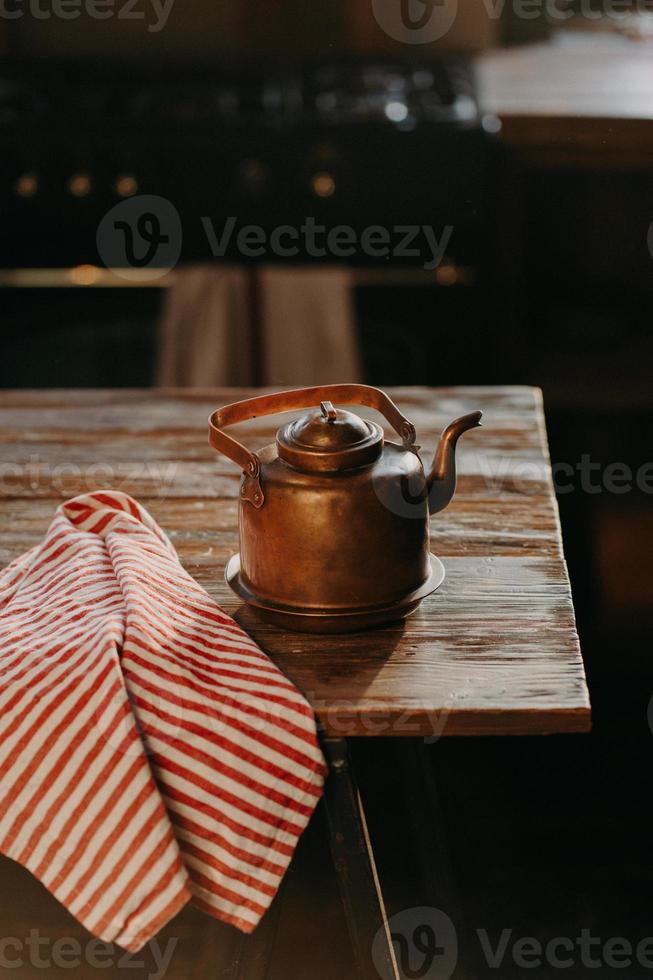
[208,384,417,508]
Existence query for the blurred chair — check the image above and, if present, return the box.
[156,264,362,386]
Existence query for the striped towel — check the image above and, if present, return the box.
[0,491,326,951]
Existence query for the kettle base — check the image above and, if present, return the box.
[224,553,445,634]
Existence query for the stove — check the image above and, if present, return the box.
[0,59,496,269]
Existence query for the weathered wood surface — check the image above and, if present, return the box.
[0,387,590,736]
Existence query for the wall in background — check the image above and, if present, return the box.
[4,0,501,62]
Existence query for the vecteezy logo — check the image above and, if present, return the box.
[96,194,182,281]
[372,464,429,521]
[115,212,168,267]
[373,907,458,980]
[372,0,458,43]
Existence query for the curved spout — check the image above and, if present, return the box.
[426,411,482,515]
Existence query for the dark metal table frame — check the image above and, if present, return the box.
[228,736,460,980]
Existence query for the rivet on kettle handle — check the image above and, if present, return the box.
[240,456,264,509]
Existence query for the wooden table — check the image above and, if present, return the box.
[477,35,653,168]
[0,385,590,978]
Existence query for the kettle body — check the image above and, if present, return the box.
[209,384,481,633]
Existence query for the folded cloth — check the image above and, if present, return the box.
[259,265,363,386]
[155,263,363,387]
[156,265,254,386]
[0,491,326,951]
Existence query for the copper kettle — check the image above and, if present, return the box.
[209,384,481,633]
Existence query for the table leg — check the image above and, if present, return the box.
[225,880,285,980]
[322,737,400,980]
[393,740,462,922]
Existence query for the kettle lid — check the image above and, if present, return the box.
[276,400,383,472]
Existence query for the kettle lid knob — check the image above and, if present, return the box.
[277,403,383,473]
[320,400,338,422]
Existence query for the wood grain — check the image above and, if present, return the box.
[0,386,590,737]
